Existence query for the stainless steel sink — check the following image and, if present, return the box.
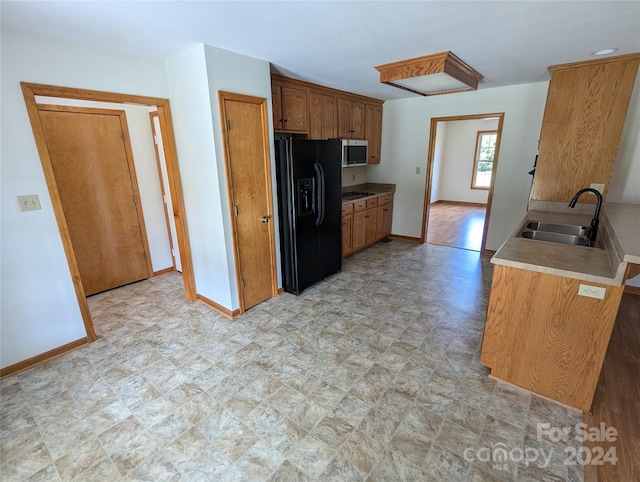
[520,230,591,246]
[526,221,589,237]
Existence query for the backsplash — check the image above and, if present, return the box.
[341,165,368,187]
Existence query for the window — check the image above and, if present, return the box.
[471,131,497,189]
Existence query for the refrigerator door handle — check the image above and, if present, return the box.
[314,162,326,226]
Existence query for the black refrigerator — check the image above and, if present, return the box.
[275,136,342,295]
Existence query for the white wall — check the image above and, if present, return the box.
[35,97,173,272]
[1,28,170,368]
[436,119,497,204]
[165,44,276,312]
[369,82,549,249]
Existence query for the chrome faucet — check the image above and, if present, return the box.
[568,188,602,244]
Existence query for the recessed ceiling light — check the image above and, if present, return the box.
[591,48,618,56]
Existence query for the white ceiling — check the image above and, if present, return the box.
[2,1,639,100]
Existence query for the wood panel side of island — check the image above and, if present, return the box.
[480,264,624,411]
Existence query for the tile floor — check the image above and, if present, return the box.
[1,241,584,481]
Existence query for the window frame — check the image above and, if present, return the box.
[471,130,498,190]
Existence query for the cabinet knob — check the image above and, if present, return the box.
[284,119,289,122]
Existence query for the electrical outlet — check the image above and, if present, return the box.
[578,284,606,300]
[17,194,42,211]
[352,174,355,181]
[589,183,605,194]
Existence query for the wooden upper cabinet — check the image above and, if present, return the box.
[365,103,383,164]
[338,97,365,138]
[271,85,283,131]
[272,81,308,133]
[309,92,338,140]
[530,54,640,203]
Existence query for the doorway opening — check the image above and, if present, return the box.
[421,113,504,253]
[21,83,196,341]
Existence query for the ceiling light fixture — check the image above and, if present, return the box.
[375,51,483,97]
[591,48,618,56]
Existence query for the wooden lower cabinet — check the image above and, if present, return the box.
[352,210,367,252]
[341,203,353,256]
[376,195,393,239]
[480,264,625,411]
[342,194,393,256]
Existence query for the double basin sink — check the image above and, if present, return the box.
[519,221,601,248]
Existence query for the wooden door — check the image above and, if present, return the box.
[365,104,382,164]
[309,92,324,139]
[365,207,377,244]
[38,106,151,295]
[324,95,338,139]
[219,92,277,312]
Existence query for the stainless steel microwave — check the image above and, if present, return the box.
[341,139,368,167]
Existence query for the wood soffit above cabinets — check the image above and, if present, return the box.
[375,51,484,97]
[547,52,640,72]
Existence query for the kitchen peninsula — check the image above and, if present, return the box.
[480,201,640,411]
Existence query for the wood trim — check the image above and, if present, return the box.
[149,111,177,272]
[388,234,421,243]
[548,52,640,72]
[0,337,89,378]
[422,112,505,253]
[153,267,175,277]
[218,91,279,314]
[624,284,640,296]
[197,294,241,319]
[155,102,197,301]
[21,82,197,332]
[277,287,285,295]
[482,249,496,256]
[430,200,487,208]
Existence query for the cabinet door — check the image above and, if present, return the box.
[342,214,353,256]
[324,95,338,139]
[309,92,324,139]
[272,85,283,131]
[381,202,393,237]
[281,86,308,132]
[364,207,377,245]
[352,210,367,251]
[309,93,338,140]
[338,98,352,138]
[365,104,382,164]
[351,101,365,139]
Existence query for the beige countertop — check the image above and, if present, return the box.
[341,183,395,205]
[491,201,639,286]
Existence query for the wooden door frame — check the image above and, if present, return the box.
[149,111,177,272]
[21,82,197,342]
[218,91,278,314]
[421,112,505,254]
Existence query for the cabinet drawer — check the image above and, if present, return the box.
[366,198,378,209]
[354,200,367,212]
[378,194,393,205]
[342,203,354,215]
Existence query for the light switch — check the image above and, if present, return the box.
[416,167,421,174]
[589,183,605,194]
[17,194,42,211]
